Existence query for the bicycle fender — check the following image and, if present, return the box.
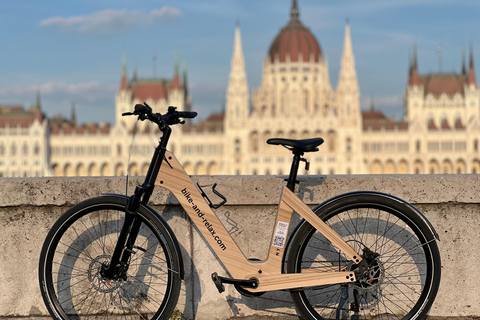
[101,193,185,279]
[311,191,440,241]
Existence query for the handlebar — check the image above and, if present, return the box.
[122,102,197,130]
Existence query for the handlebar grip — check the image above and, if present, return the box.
[177,111,197,119]
[122,112,134,116]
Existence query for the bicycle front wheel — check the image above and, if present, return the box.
[287,193,441,320]
[39,196,182,320]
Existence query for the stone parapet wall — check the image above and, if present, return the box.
[0,175,478,319]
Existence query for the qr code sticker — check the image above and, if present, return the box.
[272,221,289,248]
[273,235,285,247]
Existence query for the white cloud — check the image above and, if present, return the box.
[0,81,116,101]
[0,81,117,123]
[39,7,182,35]
[147,7,182,25]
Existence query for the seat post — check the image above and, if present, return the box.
[286,150,303,192]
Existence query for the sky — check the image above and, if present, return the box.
[0,0,479,124]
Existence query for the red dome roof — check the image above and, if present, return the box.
[268,3,322,64]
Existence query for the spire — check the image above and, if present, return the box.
[182,61,188,90]
[291,0,299,22]
[409,44,420,86]
[462,50,466,75]
[35,89,42,110]
[71,101,76,125]
[132,59,138,82]
[470,42,475,69]
[225,23,249,123]
[171,53,180,90]
[122,54,127,77]
[120,55,128,91]
[342,18,352,57]
[468,43,476,85]
[174,52,179,76]
[233,23,244,62]
[182,60,190,112]
[412,43,418,70]
[338,19,358,92]
[337,19,359,120]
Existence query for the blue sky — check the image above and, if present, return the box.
[0,0,479,123]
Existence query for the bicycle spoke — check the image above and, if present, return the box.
[40,199,180,320]
[289,196,439,320]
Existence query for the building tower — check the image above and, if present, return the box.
[335,19,363,173]
[224,23,249,174]
[337,19,360,123]
[225,23,249,128]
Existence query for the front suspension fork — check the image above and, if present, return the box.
[101,186,146,280]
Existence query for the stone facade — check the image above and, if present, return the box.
[0,95,51,177]
[0,0,479,177]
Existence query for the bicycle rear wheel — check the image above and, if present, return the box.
[287,193,441,320]
[39,196,182,320]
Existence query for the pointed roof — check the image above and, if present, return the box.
[0,105,43,128]
[408,45,420,86]
[182,61,188,88]
[71,102,76,124]
[233,23,244,64]
[337,19,358,91]
[120,55,128,91]
[132,60,138,82]
[468,44,476,85]
[170,54,180,90]
[342,19,353,59]
[35,90,42,110]
[229,23,247,81]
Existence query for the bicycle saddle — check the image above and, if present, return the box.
[266,137,324,152]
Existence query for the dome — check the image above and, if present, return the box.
[268,0,323,64]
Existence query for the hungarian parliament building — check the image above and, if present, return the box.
[1,1,479,178]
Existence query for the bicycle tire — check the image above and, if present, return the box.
[39,195,182,320]
[287,192,441,320]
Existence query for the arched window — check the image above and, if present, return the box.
[291,90,297,110]
[304,90,309,112]
[22,143,28,156]
[250,132,259,153]
[328,131,336,152]
[235,139,241,154]
[34,143,40,155]
[346,137,352,153]
[10,143,16,156]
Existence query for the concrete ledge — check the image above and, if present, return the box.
[0,175,479,319]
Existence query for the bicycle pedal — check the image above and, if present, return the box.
[211,272,225,293]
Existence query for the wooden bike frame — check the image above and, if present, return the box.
[156,151,363,292]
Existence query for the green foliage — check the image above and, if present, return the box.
[170,309,184,320]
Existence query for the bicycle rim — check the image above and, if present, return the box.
[40,200,179,320]
[288,196,440,320]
